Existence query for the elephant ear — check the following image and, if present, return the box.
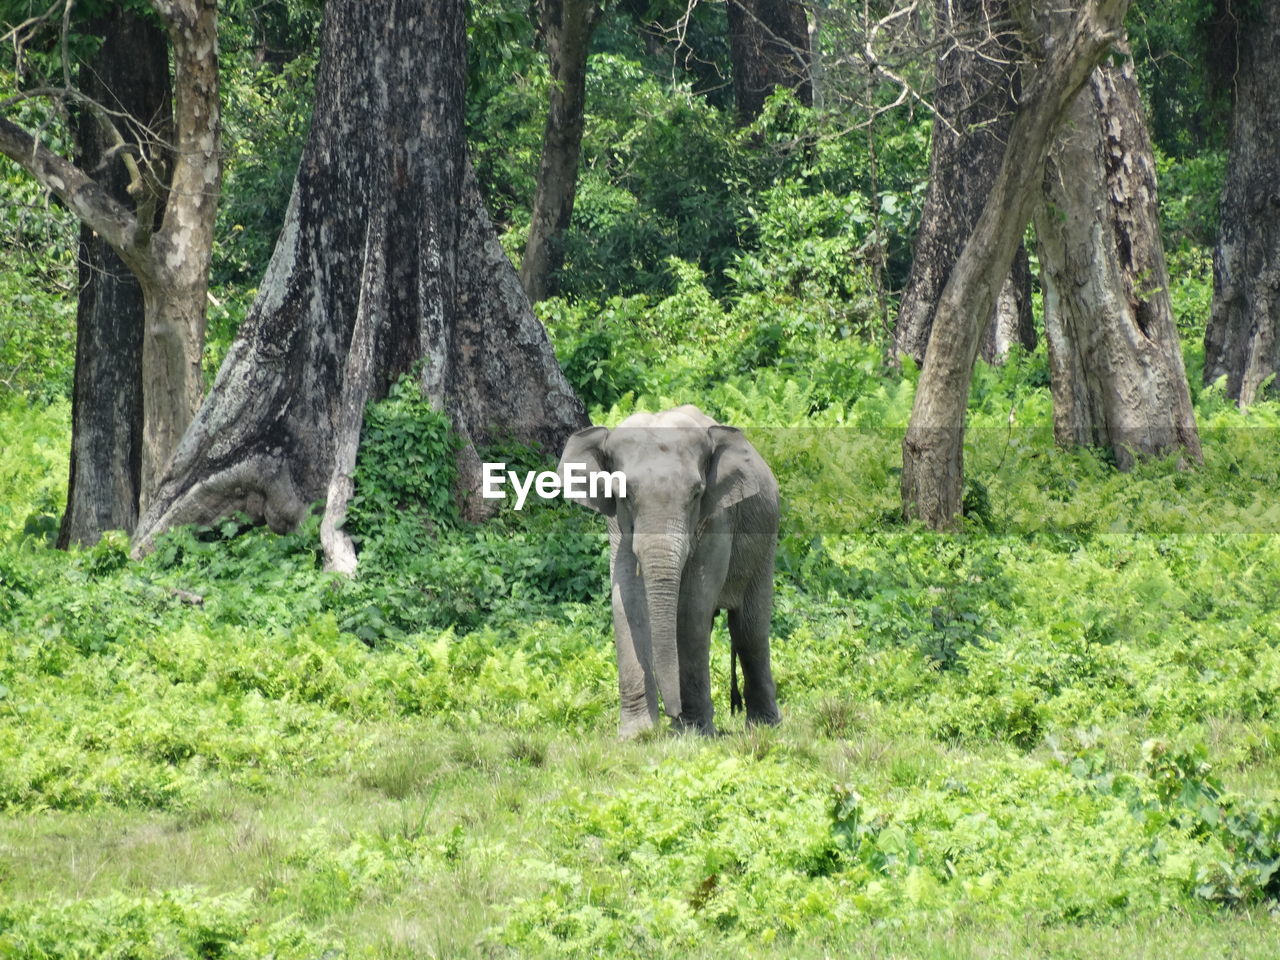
[705,425,762,515]
[558,425,617,517]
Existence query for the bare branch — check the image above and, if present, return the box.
[1,0,64,50]
[0,116,142,268]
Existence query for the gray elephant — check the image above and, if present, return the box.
[558,404,781,737]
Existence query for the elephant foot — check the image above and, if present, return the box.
[618,714,657,740]
[745,709,781,727]
[672,715,717,737]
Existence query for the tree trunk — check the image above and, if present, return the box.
[0,0,219,513]
[894,0,1035,366]
[139,0,222,503]
[1036,52,1202,469]
[726,0,812,124]
[979,244,1036,364]
[519,0,600,304]
[131,0,587,563]
[58,8,171,548]
[1203,0,1280,405]
[901,0,1129,529]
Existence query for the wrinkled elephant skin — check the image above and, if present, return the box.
[559,405,781,737]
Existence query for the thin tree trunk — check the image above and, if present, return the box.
[894,0,1034,366]
[1203,0,1280,405]
[139,0,222,504]
[979,245,1035,364]
[519,0,599,304]
[58,8,170,548]
[726,0,812,124]
[1036,52,1201,469]
[132,0,587,562]
[901,0,1129,529]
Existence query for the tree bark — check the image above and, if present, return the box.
[893,0,1034,366]
[726,0,812,124]
[0,0,220,511]
[519,0,600,304]
[140,0,222,503]
[58,8,171,548]
[1203,0,1280,405]
[1036,51,1201,469]
[131,0,587,563]
[979,244,1035,364]
[901,0,1130,529]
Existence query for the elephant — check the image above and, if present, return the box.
[558,404,781,738]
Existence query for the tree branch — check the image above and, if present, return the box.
[0,116,142,267]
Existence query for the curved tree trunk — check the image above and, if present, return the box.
[894,0,1034,365]
[519,0,600,304]
[132,0,587,564]
[901,0,1129,529]
[1203,0,1280,405]
[1036,51,1201,469]
[726,0,812,124]
[59,8,170,548]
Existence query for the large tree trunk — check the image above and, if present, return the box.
[901,0,1129,529]
[1036,52,1201,469]
[893,0,1034,366]
[131,0,587,565]
[58,8,171,548]
[519,0,600,304]
[1203,0,1280,405]
[726,0,812,124]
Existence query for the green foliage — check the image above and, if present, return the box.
[0,2,1274,953]
[0,273,75,402]
[1155,147,1228,251]
[347,373,462,543]
[5,341,1280,952]
[213,53,317,286]
[329,375,609,642]
[0,888,323,959]
[466,0,544,224]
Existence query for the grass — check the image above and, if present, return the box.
[3,725,1278,958]
[3,324,1280,955]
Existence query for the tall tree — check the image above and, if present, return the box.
[901,0,1129,528]
[131,0,587,570]
[726,0,812,123]
[0,0,221,505]
[1202,0,1280,405]
[1036,49,1201,468]
[58,7,171,547]
[893,0,1034,366]
[519,0,601,304]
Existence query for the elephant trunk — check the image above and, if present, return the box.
[637,538,685,724]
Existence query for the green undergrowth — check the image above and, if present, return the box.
[3,332,1280,953]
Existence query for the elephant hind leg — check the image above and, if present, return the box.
[727,572,780,726]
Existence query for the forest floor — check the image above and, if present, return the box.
[3,343,1280,957]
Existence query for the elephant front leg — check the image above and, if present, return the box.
[676,572,721,735]
[612,575,658,739]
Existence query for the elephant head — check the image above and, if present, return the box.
[559,407,762,725]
